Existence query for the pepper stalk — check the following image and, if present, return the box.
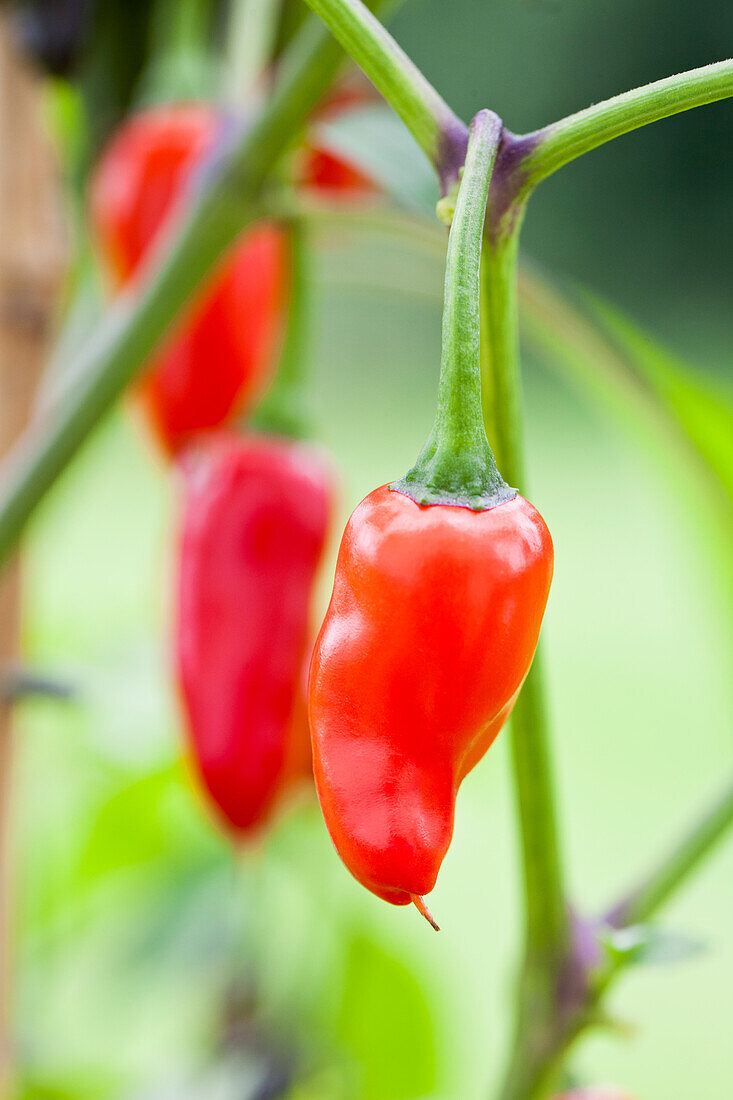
[393,109,513,510]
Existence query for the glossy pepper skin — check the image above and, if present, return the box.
[309,485,553,905]
[177,433,333,835]
[90,104,287,456]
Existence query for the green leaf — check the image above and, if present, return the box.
[518,264,733,523]
[598,923,706,967]
[584,296,733,506]
[337,933,438,1099]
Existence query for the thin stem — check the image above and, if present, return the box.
[517,264,733,521]
[507,777,733,1099]
[140,0,217,103]
[479,230,526,486]
[302,0,468,193]
[252,220,311,438]
[607,777,733,928]
[150,0,213,58]
[393,110,512,509]
[225,0,283,104]
[0,4,390,569]
[438,112,503,449]
[521,59,733,193]
[481,227,568,1099]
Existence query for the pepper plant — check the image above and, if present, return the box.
[0,1,731,1097]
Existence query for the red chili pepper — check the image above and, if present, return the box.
[176,432,333,835]
[90,104,287,456]
[308,111,552,922]
[309,486,552,908]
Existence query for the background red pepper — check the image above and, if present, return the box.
[309,485,553,908]
[299,145,373,197]
[176,432,333,836]
[90,103,287,456]
[300,78,377,197]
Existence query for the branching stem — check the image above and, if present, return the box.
[302,0,468,193]
[520,59,733,194]
[608,777,733,928]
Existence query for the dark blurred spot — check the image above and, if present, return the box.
[9,0,93,77]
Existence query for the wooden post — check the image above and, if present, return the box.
[0,15,66,1094]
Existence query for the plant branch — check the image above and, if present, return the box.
[507,777,733,1099]
[302,0,468,193]
[0,4,390,569]
[480,224,569,1099]
[481,226,569,975]
[521,59,733,192]
[225,0,283,104]
[607,777,733,928]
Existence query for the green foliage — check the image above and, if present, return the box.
[586,299,733,508]
[336,935,438,1099]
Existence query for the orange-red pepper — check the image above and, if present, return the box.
[309,485,552,908]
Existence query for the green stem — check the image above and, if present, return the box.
[393,110,513,510]
[251,220,311,439]
[608,777,733,928]
[510,778,733,1099]
[141,0,217,103]
[225,0,283,104]
[0,5,390,569]
[521,59,733,193]
[302,0,468,193]
[481,228,569,1100]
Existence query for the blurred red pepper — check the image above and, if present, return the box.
[176,432,333,836]
[299,144,373,196]
[90,103,287,456]
[300,77,376,198]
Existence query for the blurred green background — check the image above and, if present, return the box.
[8,1,733,1098]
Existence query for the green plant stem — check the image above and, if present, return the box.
[394,110,512,509]
[480,227,569,1100]
[483,225,733,1098]
[481,231,567,951]
[505,778,733,1098]
[0,5,389,569]
[608,777,733,928]
[141,0,217,102]
[522,59,733,192]
[302,0,468,192]
[225,0,283,103]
